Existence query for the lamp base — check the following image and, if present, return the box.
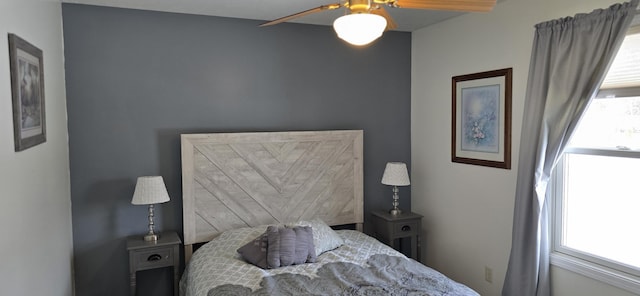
[143,204,159,241]
[144,233,159,241]
[389,208,402,215]
[389,185,402,215]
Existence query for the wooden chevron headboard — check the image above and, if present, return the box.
[180,130,363,260]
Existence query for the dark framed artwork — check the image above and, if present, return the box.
[452,68,512,169]
[8,33,46,151]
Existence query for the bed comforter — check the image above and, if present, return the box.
[180,227,479,296]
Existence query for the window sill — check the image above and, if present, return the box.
[550,252,640,294]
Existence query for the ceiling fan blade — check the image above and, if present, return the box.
[387,0,496,12]
[371,6,398,31]
[260,3,343,27]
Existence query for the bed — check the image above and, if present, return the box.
[179,130,479,296]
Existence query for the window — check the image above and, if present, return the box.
[551,27,640,293]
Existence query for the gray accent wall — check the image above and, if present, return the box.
[62,4,411,296]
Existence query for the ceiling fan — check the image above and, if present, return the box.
[260,0,496,46]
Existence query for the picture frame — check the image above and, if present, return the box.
[8,33,46,151]
[452,68,512,169]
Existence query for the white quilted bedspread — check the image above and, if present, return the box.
[180,227,404,296]
[180,226,478,296]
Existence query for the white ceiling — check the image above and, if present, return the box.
[60,0,469,32]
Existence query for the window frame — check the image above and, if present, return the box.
[550,101,640,294]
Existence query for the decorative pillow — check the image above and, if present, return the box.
[266,226,291,267]
[287,218,344,256]
[265,225,317,268]
[292,226,316,264]
[236,231,269,269]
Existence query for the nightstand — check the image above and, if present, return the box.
[127,231,181,296]
[371,211,423,261]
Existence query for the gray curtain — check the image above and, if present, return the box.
[502,2,638,296]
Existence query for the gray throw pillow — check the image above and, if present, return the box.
[292,226,317,264]
[236,231,269,269]
[266,225,317,268]
[267,226,295,267]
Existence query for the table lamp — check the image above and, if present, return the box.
[131,176,170,241]
[381,162,410,215]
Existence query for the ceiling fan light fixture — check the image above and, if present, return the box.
[333,13,387,46]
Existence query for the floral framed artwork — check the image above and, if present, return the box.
[8,33,46,151]
[452,68,512,169]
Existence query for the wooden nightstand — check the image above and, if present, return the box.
[127,232,181,296]
[371,211,423,261]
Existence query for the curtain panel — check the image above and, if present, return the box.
[502,1,638,296]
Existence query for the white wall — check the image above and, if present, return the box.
[0,0,74,295]
[411,0,637,295]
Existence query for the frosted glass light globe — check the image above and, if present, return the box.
[333,13,387,46]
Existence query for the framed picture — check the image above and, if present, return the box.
[8,33,46,151]
[452,68,512,169]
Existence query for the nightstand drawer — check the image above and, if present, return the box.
[132,247,173,270]
[393,221,418,236]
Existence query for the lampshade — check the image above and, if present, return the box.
[131,176,170,205]
[333,13,387,46]
[381,162,410,186]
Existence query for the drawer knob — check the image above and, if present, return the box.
[147,254,162,261]
[401,225,411,231]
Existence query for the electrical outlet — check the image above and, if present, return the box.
[484,266,493,283]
